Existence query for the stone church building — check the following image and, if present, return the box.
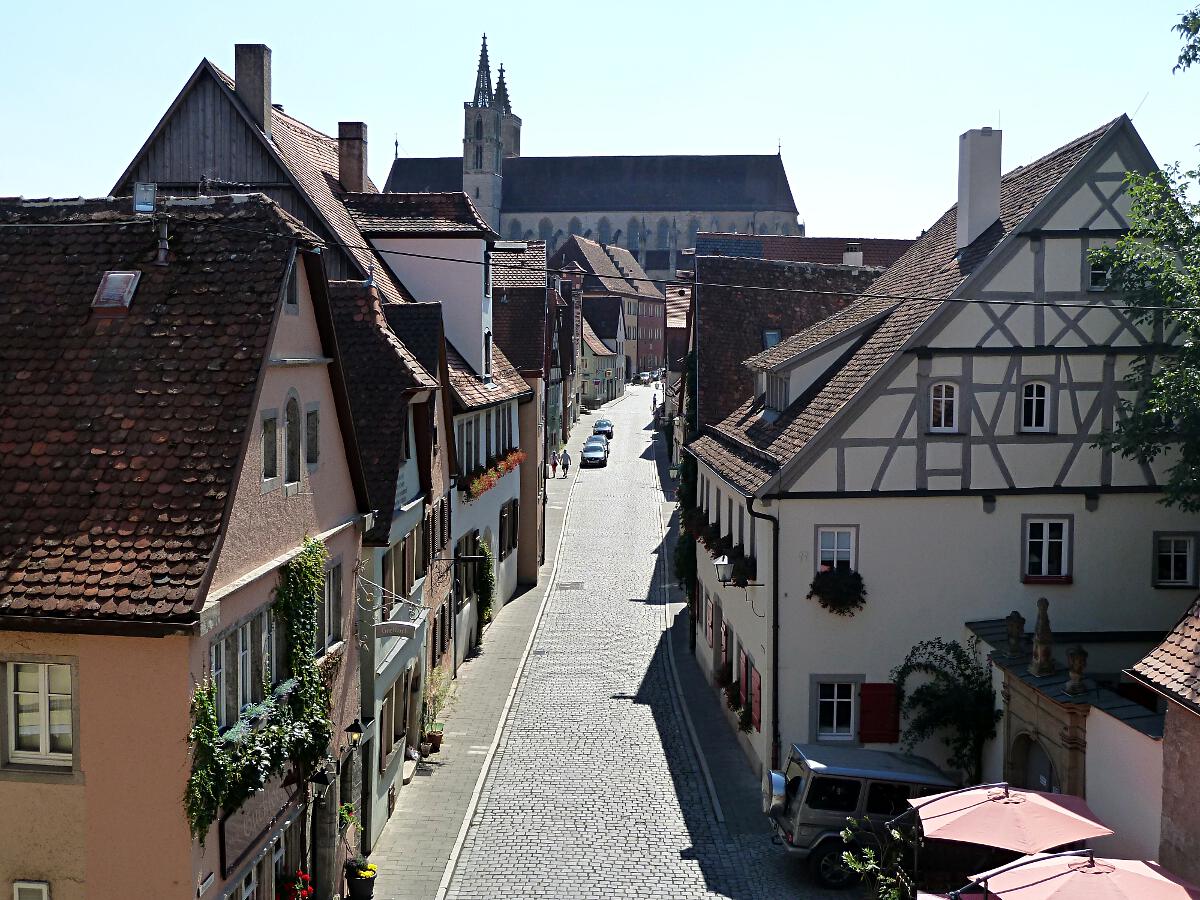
[385,37,801,280]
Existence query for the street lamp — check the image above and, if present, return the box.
[345,719,364,748]
[668,462,679,480]
[714,555,733,585]
[309,766,332,801]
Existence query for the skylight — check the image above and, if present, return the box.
[91,271,141,314]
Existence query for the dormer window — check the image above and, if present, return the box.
[929,382,957,432]
[92,270,141,316]
[762,329,782,349]
[766,373,789,411]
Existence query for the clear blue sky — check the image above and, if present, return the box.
[2,0,1195,237]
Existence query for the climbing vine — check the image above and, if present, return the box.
[478,541,496,626]
[184,538,333,843]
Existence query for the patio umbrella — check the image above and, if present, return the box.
[908,784,1112,854]
[964,851,1200,899]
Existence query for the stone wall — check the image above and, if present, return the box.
[1160,702,1200,881]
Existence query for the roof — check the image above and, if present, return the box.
[328,282,436,543]
[790,744,954,788]
[381,301,445,378]
[444,342,532,411]
[582,296,623,342]
[0,196,311,624]
[690,118,1122,495]
[491,240,548,289]
[695,232,913,267]
[582,318,614,357]
[386,154,798,214]
[493,286,548,373]
[601,243,663,300]
[1130,598,1200,715]
[549,235,663,299]
[342,191,492,236]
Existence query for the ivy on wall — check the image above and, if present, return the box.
[477,541,496,626]
[184,538,334,843]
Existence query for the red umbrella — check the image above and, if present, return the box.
[908,784,1112,854]
[965,851,1200,899]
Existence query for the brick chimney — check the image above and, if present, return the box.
[338,122,368,193]
[956,127,1002,250]
[234,44,272,132]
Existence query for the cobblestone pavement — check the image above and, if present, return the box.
[446,386,836,899]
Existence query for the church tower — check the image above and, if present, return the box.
[463,35,503,230]
[494,64,522,160]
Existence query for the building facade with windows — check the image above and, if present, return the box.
[0,197,370,900]
[687,117,1199,779]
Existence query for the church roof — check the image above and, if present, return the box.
[384,154,798,215]
[695,232,914,268]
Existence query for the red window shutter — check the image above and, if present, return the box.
[738,648,747,706]
[858,683,900,743]
[751,667,761,731]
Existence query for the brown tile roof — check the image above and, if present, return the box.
[492,240,548,289]
[695,232,914,268]
[1130,599,1200,714]
[493,287,548,374]
[745,300,895,371]
[694,255,872,429]
[445,342,531,411]
[328,282,436,543]
[550,235,637,296]
[0,195,311,623]
[342,191,492,236]
[690,118,1121,495]
[582,318,613,357]
[602,243,663,299]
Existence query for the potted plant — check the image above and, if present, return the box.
[422,667,451,750]
[277,869,314,900]
[343,856,378,900]
[425,721,445,752]
[807,568,868,616]
[724,682,741,712]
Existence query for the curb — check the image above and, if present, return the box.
[433,456,582,900]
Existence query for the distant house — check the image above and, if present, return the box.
[692,232,914,269]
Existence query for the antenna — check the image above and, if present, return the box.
[394,133,399,159]
[1132,91,1150,119]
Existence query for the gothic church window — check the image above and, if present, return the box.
[538,218,554,242]
[597,217,612,244]
[627,218,640,253]
[475,118,483,140]
[474,147,483,170]
[508,220,523,240]
[656,218,670,250]
[568,217,582,238]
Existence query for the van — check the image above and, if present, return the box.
[763,743,955,888]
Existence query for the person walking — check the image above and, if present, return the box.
[550,449,559,479]
[560,449,571,478]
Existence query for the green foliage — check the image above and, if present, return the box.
[891,637,999,783]
[840,819,917,900]
[1089,165,1200,510]
[477,541,496,625]
[807,568,867,616]
[338,801,359,832]
[1175,7,1200,72]
[422,665,452,734]
[184,538,333,844]
[738,700,754,733]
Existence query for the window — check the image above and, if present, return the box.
[817,527,855,573]
[763,329,782,349]
[1155,534,1197,587]
[1024,517,1071,580]
[316,564,342,653]
[1021,381,1051,432]
[817,681,855,740]
[261,608,277,689]
[486,410,494,461]
[766,373,789,411]
[240,867,256,900]
[284,398,301,485]
[7,662,72,766]
[285,263,299,309]
[306,408,320,464]
[929,382,957,432]
[474,146,483,170]
[866,782,912,816]
[13,884,50,900]
[237,621,253,711]
[262,414,278,480]
[1089,264,1110,290]
[806,776,861,812]
[484,331,493,380]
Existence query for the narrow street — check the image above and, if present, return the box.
[434,385,831,899]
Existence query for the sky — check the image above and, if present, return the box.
[1,0,1196,237]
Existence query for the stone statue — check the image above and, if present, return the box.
[1005,610,1026,657]
[1030,597,1055,677]
[1065,645,1088,695]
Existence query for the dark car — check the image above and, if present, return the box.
[593,418,614,439]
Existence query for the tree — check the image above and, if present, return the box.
[1175,7,1200,72]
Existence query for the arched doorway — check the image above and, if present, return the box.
[1011,733,1060,793]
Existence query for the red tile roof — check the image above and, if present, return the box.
[342,192,493,236]
[445,342,531,411]
[695,232,914,268]
[492,240,549,289]
[0,196,312,623]
[582,318,613,357]
[1130,599,1200,714]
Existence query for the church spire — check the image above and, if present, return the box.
[494,64,511,114]
[472,34,494,108]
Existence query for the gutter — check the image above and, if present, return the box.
[746,494,782,769]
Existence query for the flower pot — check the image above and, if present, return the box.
[427,731,443,752]
[346,875,376,900]
[419,741,432,756]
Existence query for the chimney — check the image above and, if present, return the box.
[338,122,368,193]
[234,44,272,132]
[842,242,863,267]
[956,126,1002,250]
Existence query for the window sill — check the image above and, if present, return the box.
[0,762,83,784]
[283,481,301,498]
[1022,575,1072,585]
[1153,581,1198,590]
[261,476,281,495]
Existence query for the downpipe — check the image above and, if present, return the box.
[746,495,781,770]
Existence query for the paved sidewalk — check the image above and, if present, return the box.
[369,414,595,900]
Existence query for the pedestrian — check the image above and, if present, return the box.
[550,449,559,479]
[561,449,571,477]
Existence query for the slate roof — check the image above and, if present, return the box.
[582,318,614,357]
[385,155,798,214]
[492,239,548,289]
[689,118,1121,495]
[328,282,436,543]
[582,296,623,342]
[0,196,311,623]
[342,191,492,236]
[1130,599,1200,714]
[444,342,531,411]
[382,301,445,379]
[695,232,913,267]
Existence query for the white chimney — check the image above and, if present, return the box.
[956,127,1002,250]
[842,242,863,267]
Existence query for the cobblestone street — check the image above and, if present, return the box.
[441,386,834,899]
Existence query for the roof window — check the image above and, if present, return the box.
[91,271,141,315]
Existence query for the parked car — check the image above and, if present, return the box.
[637,371,651,384]
[593,418,614,439]
[763,743,955,888]
[580,440,608,467]
[583,435,609,460]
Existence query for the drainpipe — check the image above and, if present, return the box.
[746,494,781,770]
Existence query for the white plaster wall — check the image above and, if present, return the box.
[371,236,489,374]
[452,465,520,609]
[1085,707,1162,861]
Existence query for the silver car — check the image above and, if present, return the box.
[581,435,608,467]
[763,743,954,888]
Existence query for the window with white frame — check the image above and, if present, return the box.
[7,662,73,765]
[210,641,227,729]
[1021,381,1051,432]
[315,564,342,654]
[240,867,256,900]
[817,527,856,573]
[237,621,253,711]
[1024,517,1070,578]
[929,382,957,432]
[13,883,50,900]
[766,373,789,412]
[817,681,855,740]
[261,608,277,689]
[1156,534,1196,586]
